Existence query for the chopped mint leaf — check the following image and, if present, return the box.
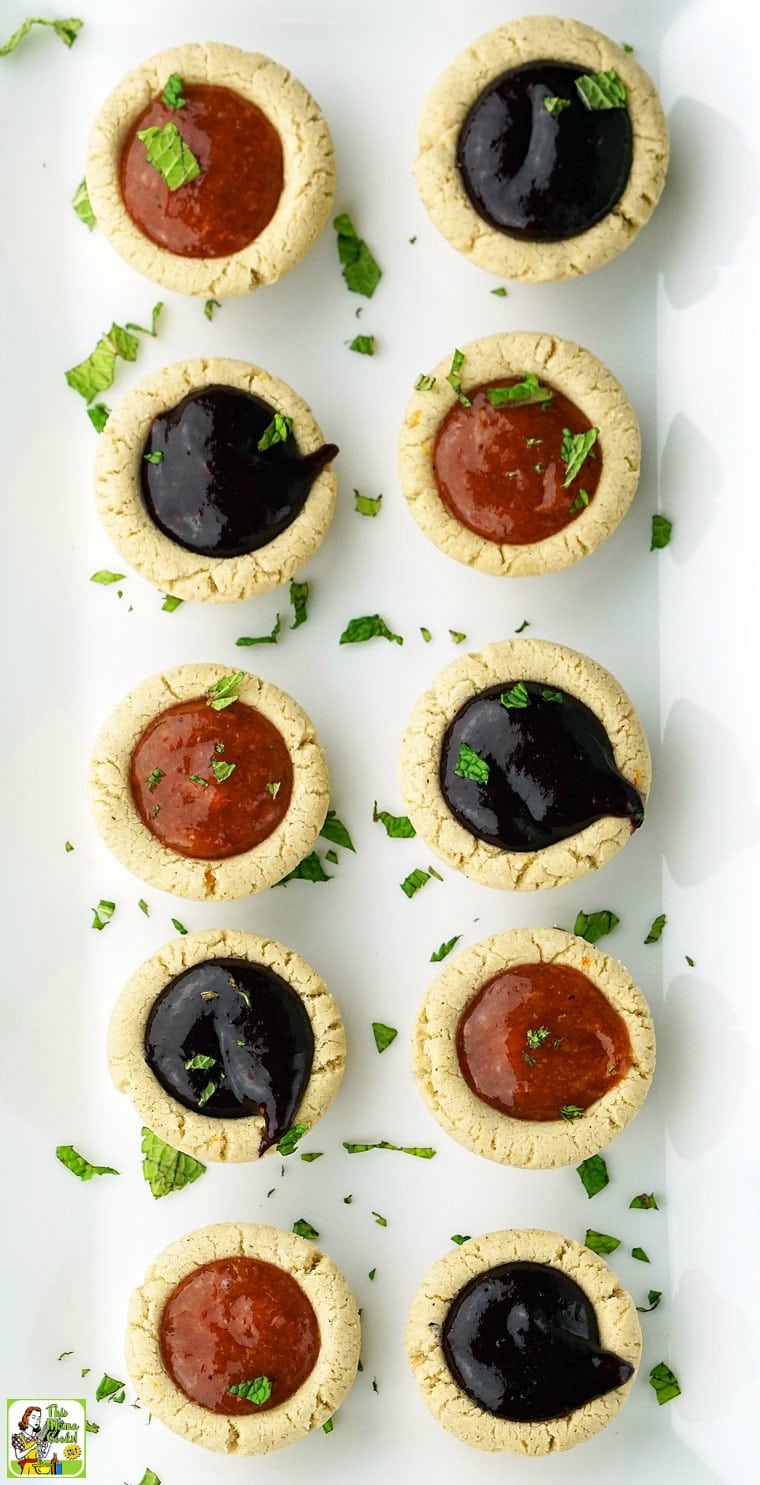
[400,867,430,899]
[685,955,695,967]
[487,374,552,408]
[526,1026,550,1049]
[322,1417,334,1434]
[368,1268,376,1280]
[325,849,338,865]
[451,1234,471,1245]
[454,742,489,783]
[372,1022,397,1054]
[637,1290,663,1314]
[501,681,530,709]
[137,1472,160,1485]
[258,412,293,451]
[560,1104,584,1121]
[204,298,221,320]
[141,1127,206,1198]
[446,348,471,407]
[577,1154,609,1198]
[65,840,74,853]
[91,899,115,931]
[274,851,332,886]
[189,774,208,787]
[301,1151,323,1162]
[355,490,383,516]
[266,781,281,798]
[66,309,158,404]
[137,121,201,190]
[343,1141,435,1158]
[207,671,244,710]
[171,918,187,935]
[632,1246,650,1263]
[197,1081,216,1107]
[649,1362,680,1405]
[90,569,125,585]
[420,626,432,642]
[541,689,563,702]
[340,614,403,645]
[544,96,571,115]
[570,487,590,512]
[320,810,355,851]
[372,1211,387,1227]
[561,426,599,486]
[373,803,416,838]
[651,514,673,550]
[415,373,436,391]
[228,1376,272,1405]
[162,72,187,109]
[333,213,382,297]
[87,402,111,432]
[235,613,281,646]
[125,302,162,337]
[278,1122,308,1156]
[293,1218,319,1241]
[56,1146,118,1181]
[72,177,95,229]
[349,334,375,355]
[147,767,164,792]
[576,69,627,110]
[1,16,82,54]
[144,450,164,465]
[630,1193,659,1209]
[574,908,620,944]
[428,865,443,881]
[491,286,508,296]
[184,1054,216,1071]
[161,594,183,612]
[289,578,309,629]
[645,914,667,944]
[585,1229,621,1255]
[95,1373,125,1403]
[515,619,530,633]
[622,42,634,53]
[449,629,466,644]
[430,935,461,962]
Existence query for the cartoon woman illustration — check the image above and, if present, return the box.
[10,1407,59,1475]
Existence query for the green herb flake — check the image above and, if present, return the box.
[576,69,627,110]
[372,1022,398,1054]
[137,1472,160,1485]
[560,1104,584,1121]
[574,909,620,945]
[630,1193,659,1209]
[91,899,115,931]
[343,1195,353,1204]
[491,286,508,297]
[87,402,111,432]
[430,935,461,963]
[137,121,201,190]
[515,619,530,633]
[257,412,293,452]
[90,569,125,585]
[541,689,563,703]
[333,213,382,297]
[585,1229,621,1255]
[415,374,437,391]
[487,373,553,408]
[373,803,416,838]
[171,918,187,935]
[649,1362,681,1405]
[632,1246,650,1263]
[349,334,375,355]
[204,298,221,320]
[95,1373,125,1403]
[65,840,74,853]
[197,1081,216,1107]
[446,348,471,407]
[1,16,83,55]
[236,613,281,647]
[570,488,590,512]
[340,614,403,646]
[526,1026,550,1049]
[400,867,431,898]
[577,1154,609,1198]
[147,767,164,793]
[451,1234,471,1245]
[320,809,355,852]
[645,913,667,944]
[454,741,489,784]
[686,955,695,967]
[84,1420,99,1434]
[372,1211,387,1227]
[184,1054,216,1071]
[449,629,466,644]
[343,1140,435,1159]
[292,1218,320,1241]
[420,626,432,642]
[72,177,95,229]
[207,671,244,710]
[561,427,599,486]
[544,96,571,115]
[322,1417,334,1434]
[324,849,338,866]
[56,1146,118,1181]
[162,72,187,108]
[274,851,332,886]
[277,1122,308,1156]
[144,450,164,465]
[622,42,635,53]
[138,899,149,916]
[125,302,163,338]
[500,681,530,709]
[228,1376,272,1405]
[368,1268,376,1280]
[141,1126,206,1198]
[266,781,281,798]
[189,774,208,787]
[355,490,383,516]
[651,514,673,550]
[637,1290,663,1314]
[161,593,183,612]
[66,309,158,405]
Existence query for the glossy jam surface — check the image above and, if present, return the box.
[141,386,338,559]
[160,1256,320,1415]
[440,681,644,853]
[120,84,284,257]
[457,62,633,242]
[130,698,292,859]
[145,958,314,1150]
[457,962,632,1121]
[442,1261,633,1421]
[433,379,601,544]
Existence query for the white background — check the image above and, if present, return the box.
[0,2,757,1483]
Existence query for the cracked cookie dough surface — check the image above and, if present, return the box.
[398,332,640,576]
[414,16,669,282]
[90,662,329,900]
[87,42,336,296]
[108,928,345,1163]
[95,358,337,604]
[406,1228,641,1453]
[412,928,655,1167]
[126,1221,361,1454]
[399,638,650,891]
